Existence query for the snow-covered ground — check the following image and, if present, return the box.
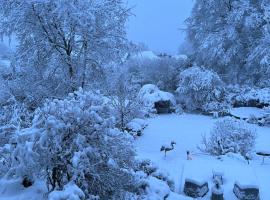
[230,107,266,119]
[0,179,46,200]
[135,113,270,199]
[1,112,269,199]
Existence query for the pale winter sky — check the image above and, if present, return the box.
[126,0,194,54]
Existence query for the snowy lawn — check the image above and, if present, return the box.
[230,107,266,119]
[0,179,46,200]
[135,113,270,199]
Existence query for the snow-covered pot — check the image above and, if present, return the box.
[211,185,224,200]
[233,182,260,200]
[183,178,209,198]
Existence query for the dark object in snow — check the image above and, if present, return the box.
[233,99,269,109]
[22,177,33,188]
[233,182,260,200]
[183,178,209,198]
[160,141,176,157]
[211,180,224,200]
[256,151,270,164]
[154,100,174,114]
[212,192,224,200]
[186,151,192,160]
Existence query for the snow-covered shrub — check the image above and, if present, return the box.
[202,118,257,157]
[201,102,230,116]
[126,118,148,136]
[176,66,225,111]
[138,84,176,114]
[231,87,270,108]
[48,182,85,200]
[0,77,10,105]
[0,97,32,137]
[6,89,139,199]
[0,97,33,176]
[137,160,174,191]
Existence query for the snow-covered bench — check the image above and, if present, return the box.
[233,182,260,200]
[183,178,209,198]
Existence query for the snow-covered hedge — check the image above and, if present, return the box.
[5,89,139,199]
[201,118,257,157]
[135,159,191,200]
[176,66,225,112]
[138,84,176,114]
[230,87,270,108]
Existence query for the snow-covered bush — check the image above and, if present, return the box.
[126,118,148,136]
[201,118,257,157]
[176,66,225,111]
[135,159,180,200]
[0,96,33,173]
[201,102,229,116]
[48,182,85,200]
[137,160,174,191]
[231,87,270,108]
[0,96,34,176]
[0,76,10,104]
[6,89,139,199]
[138,84,176,114]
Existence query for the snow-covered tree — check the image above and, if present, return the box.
[127,54,188,92]
[202,117,257,157]
[0,0,130,102]
[176,66,225,111]
[105,70,143,131]
[186,0,270,86]
[6,89,139,199]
